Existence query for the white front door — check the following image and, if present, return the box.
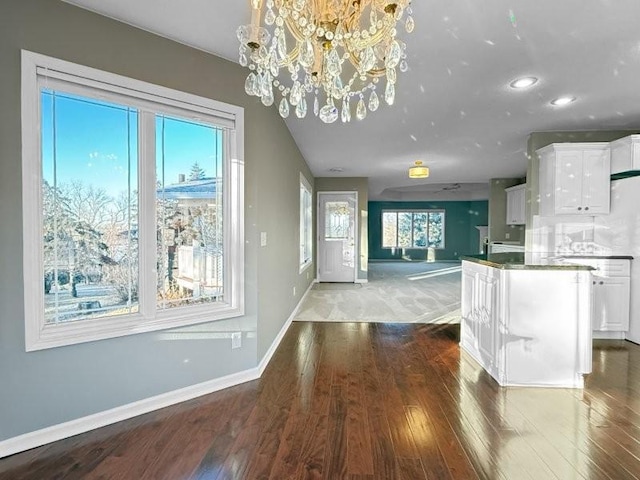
[318,192,357,282]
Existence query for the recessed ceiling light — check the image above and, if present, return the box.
[509,76,538,89]
[550,96,576,106]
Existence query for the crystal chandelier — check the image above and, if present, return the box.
[236,0,414,124]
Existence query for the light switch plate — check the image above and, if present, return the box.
[260,232,267,246]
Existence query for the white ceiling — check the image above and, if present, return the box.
[63,0,640,200]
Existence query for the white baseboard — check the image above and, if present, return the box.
[593,330,626,340]
[0,280,317,459]
[258,280,314,374]
[354,278,368,284]
[0,367,259,459]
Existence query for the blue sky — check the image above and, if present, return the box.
[41,89,223,198]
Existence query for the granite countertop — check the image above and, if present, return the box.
[460,253,595,270]
[555,255,634,260]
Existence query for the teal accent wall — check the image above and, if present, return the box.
[368,201,489,261]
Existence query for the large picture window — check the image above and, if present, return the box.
[22,51,244,351]
[382,210,445,249]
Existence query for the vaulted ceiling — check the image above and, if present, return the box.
[63,0,640,200]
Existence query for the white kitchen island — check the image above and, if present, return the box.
[460,253,593,388]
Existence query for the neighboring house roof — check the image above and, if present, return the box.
[158,178,219,200]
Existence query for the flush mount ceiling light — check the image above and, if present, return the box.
[409,160,429,178]
[550,95,576,106]
[237,0,415,124]
[509,76,538,89]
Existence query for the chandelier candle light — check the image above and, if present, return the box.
[237,0,414,123]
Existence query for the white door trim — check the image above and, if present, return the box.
[317,191,358,283]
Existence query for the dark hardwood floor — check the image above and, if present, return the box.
[2,322,640,479]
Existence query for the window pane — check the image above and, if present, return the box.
[397,212,412,248]
[300,183,312,265]
[300,186,305,263]
[382,212,397,248]
[156,115,224,309]
[42,89,139,324]
[412,212,427,247]
[428,212,445,247]
[305,190,312,261]
[325,201,350,239]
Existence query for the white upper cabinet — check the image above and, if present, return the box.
[505,184,526,225]
[537,143,610,216]
[610,135,640,174]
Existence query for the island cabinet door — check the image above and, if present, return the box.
[461,265,479,355]
[477,269,498,369]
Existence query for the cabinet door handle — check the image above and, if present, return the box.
[577,207,582,211]
[593,281,596,285]
[599,281,604,285]
[585,207,590,211]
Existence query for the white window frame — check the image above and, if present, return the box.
[381,209,446,249]
[299,173,313,272]
[21,50,245,351]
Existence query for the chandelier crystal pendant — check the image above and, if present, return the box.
[237,0,414,124]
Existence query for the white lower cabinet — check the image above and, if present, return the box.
[593,277,630,331]
[565,258,631,333]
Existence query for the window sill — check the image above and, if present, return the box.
[26,303,244,352]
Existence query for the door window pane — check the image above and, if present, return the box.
[156,115,224,309]
[42,90,139,324]
[325,201,350,239]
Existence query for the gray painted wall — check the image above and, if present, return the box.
[315,177,369,281]
[525,130,639,250]
[489,178,525,244]
[0,0,313,442]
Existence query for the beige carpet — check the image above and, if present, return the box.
[294,261,461,323]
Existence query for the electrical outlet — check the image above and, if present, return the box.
[231,332,241,349]
[505,233,511,239]
[260,232,267,246]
